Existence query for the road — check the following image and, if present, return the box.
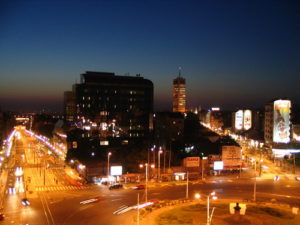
[0,129,299,225]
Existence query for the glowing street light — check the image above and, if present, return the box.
[158,147,163,181]
[140,163,155,202]
[194,191,218,225]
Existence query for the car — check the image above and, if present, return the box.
[0,213,4,220]
[132,184,145,190]
[21,198,30,206]
[295,176,300,181]
[109,183,123,190]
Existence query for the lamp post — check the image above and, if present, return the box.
[158,148,163,181]
[107,152,112,178]
[140,163,155,202]
[152,145,156,167]
[186,171,189,199]
[253,159,257,201]
[195,192,218,225]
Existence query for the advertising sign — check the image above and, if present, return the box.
[222,146,242,167]
[235,110,243,130]
[243,110,252,130]
[273,100,291,143]
[184,157,200,167]
[110,166,123,176]
[214,161,224,170]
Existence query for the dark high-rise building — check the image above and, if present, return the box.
[172,69,186,113]
[64,91,75,122]
[68,71,153,138]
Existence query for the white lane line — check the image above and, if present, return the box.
[111,198,122,201]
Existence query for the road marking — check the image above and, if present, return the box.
[111,198,122,202]
[259,192,300,199]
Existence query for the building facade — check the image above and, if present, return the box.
[172,73,186,113]
[66,71,153,139]
[64,91,75,122]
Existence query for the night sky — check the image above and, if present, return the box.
[0,0,299,112]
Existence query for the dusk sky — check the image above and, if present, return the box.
[0,0,299,112]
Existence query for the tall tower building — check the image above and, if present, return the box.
[172,68,186,113]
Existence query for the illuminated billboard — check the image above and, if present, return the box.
[213,161,224,170]
[235,110,243,130]
[273,100,291,143]
[184,157,200,167]
[243,110,252,130]
[110,166,123,176]
[221,145,242,167]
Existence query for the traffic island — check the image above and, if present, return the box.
[141,200,300,225]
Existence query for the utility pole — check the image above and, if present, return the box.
[253,161,257,201]
[186,171,189,199]
[168,142,171,170]
[293,154,296,174]
[163,148,166,174]
[207,195,210,225]
[137,193,140,225]
[202,158,204,180]
[145,164,148,202]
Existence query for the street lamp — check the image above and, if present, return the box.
[253,159,257,201]
[107,152,112,178]
[139,163,155,202]
[158,148,163,181]
[194,191,218,225]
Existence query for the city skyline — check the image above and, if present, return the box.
[0,0,299,112]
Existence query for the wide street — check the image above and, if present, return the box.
[0,129,300,225]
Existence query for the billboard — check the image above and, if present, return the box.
[235,110,243,130]
[214,161,224,170]
[222,146,242,167]
[184,157,200,167]
[273,100,291,143]
[243,110,252,130]
[110,166,123,176]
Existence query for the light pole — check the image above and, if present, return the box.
[107,152,112,178]
[158,148,163,181]
[139,163,155,202]
[194,192,218,225]
[202,156,207,181]
[168,141,172,170]
[137,193,140,225]
[293,153,296,174]
[186,171,189,199]
[151,146,156,168]
[253,159,257,201]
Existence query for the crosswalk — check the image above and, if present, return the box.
[35,185,92,192]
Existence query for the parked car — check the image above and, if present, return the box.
[0,213,4,220]
[295,176,300,181]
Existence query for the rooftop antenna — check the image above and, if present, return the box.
[178,66,182,78]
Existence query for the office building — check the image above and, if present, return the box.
[172,70,186,113]
[66,71,153,138]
